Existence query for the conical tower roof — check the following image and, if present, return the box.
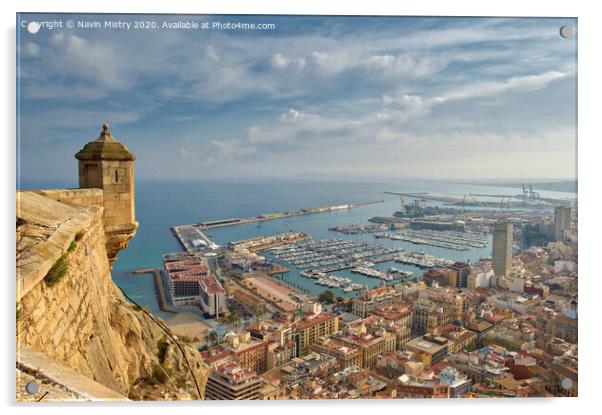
[75,123,135,161]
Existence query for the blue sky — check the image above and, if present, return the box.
[17,14,577,186]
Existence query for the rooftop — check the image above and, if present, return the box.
[295,312,337,331]
[75,124,135,161]
[405,335,449,354]
[213,362,258,385]
[371,302,411,321]
[199,275,226,295]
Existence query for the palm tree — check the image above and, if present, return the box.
[226,309,241,330]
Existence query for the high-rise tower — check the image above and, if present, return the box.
[554,206,572,241]
[492,221,513,279]
[75,124,138,265]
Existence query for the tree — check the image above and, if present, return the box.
[207,330,218,347]
[318,290,335,304]
[225,309,241,330]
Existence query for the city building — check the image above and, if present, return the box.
[384,376,450,398]
[294,309,339,356]
[205,362,262,400]
[224,331,269,374]
[413,298,451,335]
[199,275,227,317]
[249,319,297,370]
[163,251,226,314]
[489,292,541,314]
[352,286,403,318]
[338,327,397,369]
[377,350,421,377]
[547,308,578,344]
[163,252,209,305]
[204,251,220,272]
[410,219,465,232]
[225,281,267,315]
[447,262,471,289]
[510,277,526,293]
[260,352,338,399]
[436,324,478,354]
[554,206,572,241]
[368,303,413,348]
[468,268,495,289]
[438,367,473,398]
[446,345,521,393]
[310,337,360,370]
[200,346,235,369]
[422,269,448,287]
[370,302,413,326]
[492,221,513,279]
[404,334,449,366]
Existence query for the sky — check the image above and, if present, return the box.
[17,14,577,186]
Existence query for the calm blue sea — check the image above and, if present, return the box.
[20,178,576,315]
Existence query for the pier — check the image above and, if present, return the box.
[374,229,489,251]
[175,199,385,231]
[171,225,217,252]
[131,268,177,313]
[171,199,384,253]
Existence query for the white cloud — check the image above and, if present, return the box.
[271,53,289,69]
[178,147,197,157]
[280,108,303,121]
[206,45,219,61]
[210,139,257,159]
[435,70,571,104]
[22,42,40,57]
[18,17,576,181]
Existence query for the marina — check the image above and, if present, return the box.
[267,238,405,273]
[351,267,397,281]
[395,252,455,268]
[299,270,366,291]
[375,229,489,251]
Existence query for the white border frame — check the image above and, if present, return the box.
[3,1,600,414]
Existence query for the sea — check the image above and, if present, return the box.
[19,178,576,317]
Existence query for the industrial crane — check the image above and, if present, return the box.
[384,191,429,211]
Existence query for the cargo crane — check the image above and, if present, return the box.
[519,184,540,203]
[460,194,478,210]
[528,184,540,199]
[384,192,429,212]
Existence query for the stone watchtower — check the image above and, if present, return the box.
[75,124,138,265]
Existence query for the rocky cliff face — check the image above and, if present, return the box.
[16,190,208,400]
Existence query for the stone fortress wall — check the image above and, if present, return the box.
[16,126,209,401]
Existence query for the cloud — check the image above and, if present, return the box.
[206,45,219,61]
[178,147,197,157]
[434,70,572,104]
[271,53,289,69]
[21,42,40,57]
[17,15,577,181]
[364,54,447,79]
[210,139,257,160]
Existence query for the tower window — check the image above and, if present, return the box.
[114,170,119,183]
